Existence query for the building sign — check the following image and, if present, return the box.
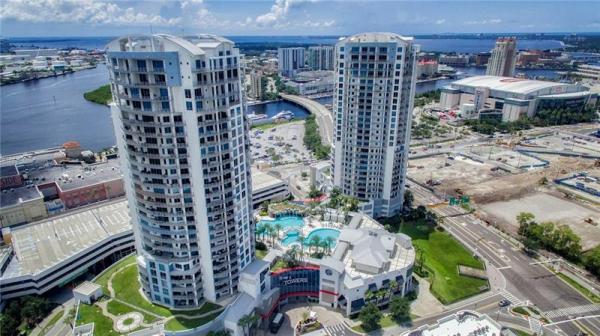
[271,267,320,295]
[282,277,309,286]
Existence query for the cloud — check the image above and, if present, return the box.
[464,18,503,25]
[302,20,335,28]
[0,0,180,26]
[435,19,446,25]
[253,0,320,27]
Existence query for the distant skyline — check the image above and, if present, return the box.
[1,0,599,37]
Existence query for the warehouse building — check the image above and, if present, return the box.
[440,75,596,122]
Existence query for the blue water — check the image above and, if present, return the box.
[282,228,341,247]
[246,100,310,119]
[258,215,305,230]
[7,36,563,53]
[306,228,341,244]
[0,66,113,155]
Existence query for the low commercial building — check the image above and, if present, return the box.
[440,75,597,122]
[73,281,103,304]
[318,214,415,316]
[439,54,469,67]
[310,162,332,192]
[0,165,23,190]
[572,64,600,80]
[402,310,515,336]
[286,70,334,96]
[251,169,290,209]
[416,60,439,78]
[0,200,134,303]
[0,185,48,228]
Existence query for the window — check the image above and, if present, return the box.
[161,102,170,111]
[185,89,191,99]
[186,102,193,111]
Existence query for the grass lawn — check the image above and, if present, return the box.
[40,308,64,335]
[399,221,488,304]
[94,254,136,294]
[83,84,112,105]
[106,300,158,323]
[77,304,120,336]
[509,329,533,336]
[256,249,268,260]
[111,264,221,319]
[557,273,600,303]
[164,312,222,331]
[512,306,530,316]
[351,314,399,333]
[250,120,301,131]
[270,259,288,272]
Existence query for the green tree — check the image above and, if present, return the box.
[207,330,231,336]
[583,246,600,276]
[403,190,414,208]
[389,296,411,322]
[274,223,283,239]
[310,235,322,253]
[238,313,260,336]
[358,303,382,331]
[308,185,323,199]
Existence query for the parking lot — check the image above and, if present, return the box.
[249,121,313,166]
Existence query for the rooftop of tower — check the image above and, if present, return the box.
[105,34,234,54]
[339,32,414,44]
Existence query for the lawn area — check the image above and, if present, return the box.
[77,304,120,336]
[83,84,112,105]
[557,273,600,303]
[94,254,136,294]
[510,328,533,336]
[40,308,64,335]
[111,264,221,319]
[106,300,158,323]
[512,306,530,316]
[398,221,488,304]
[250,120,301,131]
[256,249,268,260]
[351,314,398,333]
[164,312,222,331]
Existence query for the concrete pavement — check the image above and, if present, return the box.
[280,93,334,147]
[408,180,600,336]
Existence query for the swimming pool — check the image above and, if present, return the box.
[282,228,341,247]
[258,215,305,230]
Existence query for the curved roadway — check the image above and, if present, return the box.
[280,93,333,147]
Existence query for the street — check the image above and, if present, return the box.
[407,181,600,336]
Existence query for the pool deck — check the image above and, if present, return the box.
[257,215,344,250]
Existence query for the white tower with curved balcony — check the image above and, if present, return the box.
[332,33,418,218]
[107,34,253,307]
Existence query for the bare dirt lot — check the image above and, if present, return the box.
[480,192,600,250]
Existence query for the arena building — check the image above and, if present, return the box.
[440,76,597,122]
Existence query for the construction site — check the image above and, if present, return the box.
[407,135,600,250]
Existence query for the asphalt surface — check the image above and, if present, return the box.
[280,93,334,146]
[407,181,600,336]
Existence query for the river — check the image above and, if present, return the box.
[0,65,561,156]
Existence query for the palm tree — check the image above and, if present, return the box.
[365,290,374,303]
[262,223,272,241]
[274,223,283,239]
[268,226,277,245]
[297,233,306,256]
[310,235,321,254]
[325,236,335,253]
[389,280,399,294]
[238,313,260,336]
[256,225,265,242]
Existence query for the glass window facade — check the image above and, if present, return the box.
[270,268,320,296]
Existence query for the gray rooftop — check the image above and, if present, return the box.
[0,185,43,208]
[251,168,286,193]
[340,32,414,44]
[1,200,131,278]
[0,165,18,177]
[26,160,122,191]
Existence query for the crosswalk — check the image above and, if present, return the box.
[500,289,524,306]
[323,323,347,336]
[544,303,600,319]
[529,317,543,335]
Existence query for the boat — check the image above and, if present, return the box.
[247,113,269,125]
[271,110,294,121]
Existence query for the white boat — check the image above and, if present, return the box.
[271,110,294,121]
[247,113,269,125]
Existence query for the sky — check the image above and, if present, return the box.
[1,0,599,37]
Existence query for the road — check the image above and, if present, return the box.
[280,93,334,146]
[407,181,600,336]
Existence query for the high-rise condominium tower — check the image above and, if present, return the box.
[333,33,418,218]
[308,46,335,71]
[278,47,305,77]
[107,35,253,307]
[486,37,517,77]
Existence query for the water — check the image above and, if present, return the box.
[0,66,114,155]
[7,36,563,53]
[258,215,305,230]
[281,228,341,247]
[246,100,310,119]
[306,228,340,245]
